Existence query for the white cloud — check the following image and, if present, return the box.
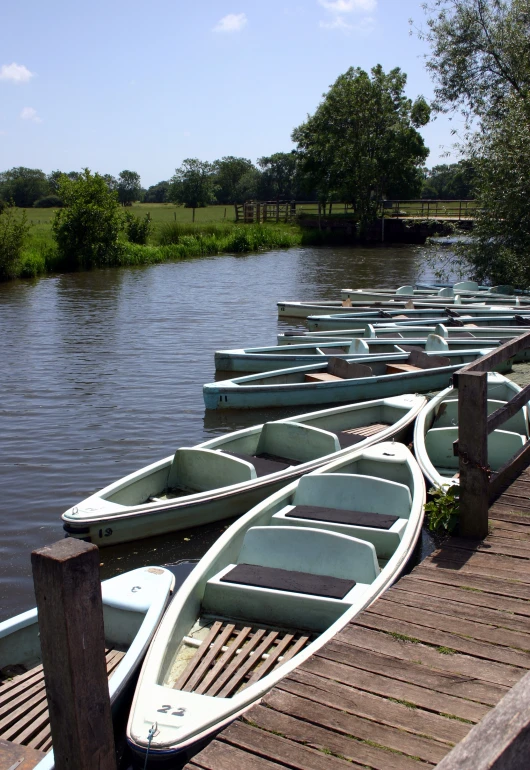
[20,107,42,123]
[0,63,34,84]
[319,0,375,10]
[213,13,248,32]
[318,0,376,33]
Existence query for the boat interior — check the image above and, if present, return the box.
[424,384,529,481]
[135,401,409,501]
[160,447,415,699]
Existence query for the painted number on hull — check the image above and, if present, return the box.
[157,705,186,717]
[98,528,113,538]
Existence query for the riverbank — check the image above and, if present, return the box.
[7,203,354,282]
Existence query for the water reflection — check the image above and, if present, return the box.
[0,244,449,619]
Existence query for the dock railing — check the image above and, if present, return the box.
[452,331,530,538]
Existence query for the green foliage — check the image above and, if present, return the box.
[418,0,530,123]
[168,159,218,210]
[0,206,30,280]
[52,169,123,270]
[257,152,302,200]
[292,65,430,235]
[213,157,255,204]
[459,97,530,287]
[34,195,63,208]
[421,161,476,199]
[425,485,460,533]
[0,167,50,208]
[118,170,142,206]
[123,211,152,244]
[144,181,169,203]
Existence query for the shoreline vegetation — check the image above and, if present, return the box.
[3,203,345,282]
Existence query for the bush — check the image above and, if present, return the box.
[34,195,63,208]
[52,169,123,270]
[0,206,30,280]
[123,211,152,245]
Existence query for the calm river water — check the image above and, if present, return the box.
[0,245,445,620]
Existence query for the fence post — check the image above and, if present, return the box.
[457,370,489,538]
[31,539,117,770]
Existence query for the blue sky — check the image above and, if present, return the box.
[0,0,463,188]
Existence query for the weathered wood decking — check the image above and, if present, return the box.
[185,469,530,770]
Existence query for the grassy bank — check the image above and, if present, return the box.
[12,205,307,280]
[6,203,352,281]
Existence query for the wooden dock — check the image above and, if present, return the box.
[185,470,530,770]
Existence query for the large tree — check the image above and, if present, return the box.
[421,161,476,199]
[144,181,169,203]
[117,170,142,206]
[0,167,50,208]
[168,159,218,218]
[292,66,430,233]
[419,0,530,122]
[256,152,301,201]
[420,0,530,286]
[213,157,255,204]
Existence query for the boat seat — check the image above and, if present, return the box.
[327,358,373,379]
[435,398,528,435]
[454,281,479,292]
[270,473,410,558]
[397,348,451,369]
[255,421,341,463]
[202,526,378,631]
[220,563,356,600]
[425,426,527,473]
[292,473,412,519]
[167,448,256,492]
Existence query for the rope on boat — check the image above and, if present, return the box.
[143,722,158,770]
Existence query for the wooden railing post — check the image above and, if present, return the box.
[457,371,489,538]
[31,539,116,770]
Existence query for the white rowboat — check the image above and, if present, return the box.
[127,441,425,761]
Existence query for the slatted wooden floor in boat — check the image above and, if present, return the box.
[185,467,530,770]
[175,620,311,698]
[0,648,124,754]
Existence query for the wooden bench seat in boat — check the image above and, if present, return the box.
[220,563,356,600]
[425,426,526,476]
[0,648,124,753]
[202,526,379,631]
[271,473,410,559]
[304,372,343,383]
[434,398,529,435]
[385,363,423,374]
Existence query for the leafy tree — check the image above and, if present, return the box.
[234,168,262,202]
[168,159,218,218]
[292,66,430,234]
[117,170,142,206]
[144,181,170,203]
[0,167,50,208]
[213,157,255,203]
[418,0,530,123]
[257,152,300,200]
[52,169,123,270]
[421,161,476,198]
[420,0,530,286]
[47,170,80,195]
[102,174,118,193]
[34,195,64,208]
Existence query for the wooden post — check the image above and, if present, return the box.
[256,203,261,223]
[192,207,195,223]
[276,202,280,222]
[32,539,116,770]
[457,370,489,538]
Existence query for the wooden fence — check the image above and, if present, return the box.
[453,331,530,538]
[383,199,477,220]
[235,199,476,224]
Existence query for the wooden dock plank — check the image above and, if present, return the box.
[244,704,431,770]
